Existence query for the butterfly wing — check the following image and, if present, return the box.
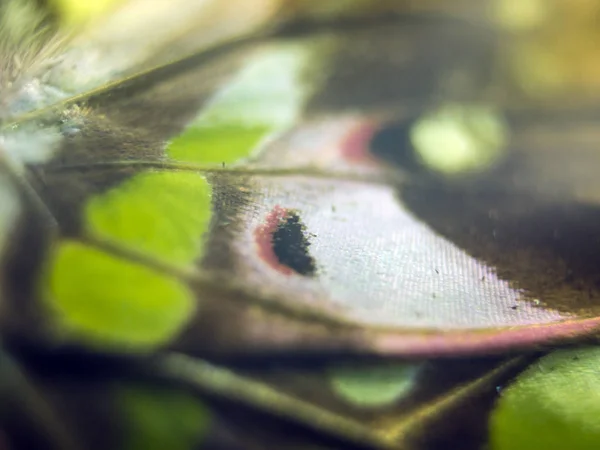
[16,7,600,357]
[1,1,600,449]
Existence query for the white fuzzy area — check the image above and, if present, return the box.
[0,0,48,61]
[0,125,63,167]
[0,0,69,118]
[6,79,68,117]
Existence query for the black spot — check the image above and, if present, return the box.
[272,212,317,276]
[369,120,423,172]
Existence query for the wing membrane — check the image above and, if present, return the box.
[2,1,600,449]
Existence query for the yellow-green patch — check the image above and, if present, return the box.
[43,167,209,350]
[490,347,600,450]
[86,171,212,264]
[45,241,195,349]
[328,363,421,409]
[117,384,211,450]
[410,103,509,175]
[168,125,269,165]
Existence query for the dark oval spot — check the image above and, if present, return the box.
[272,212,317,277]
[369,120,423,172]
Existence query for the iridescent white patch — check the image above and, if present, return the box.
[0,125,62,168]
[199,41,320,129]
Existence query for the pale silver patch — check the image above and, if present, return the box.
[231,178,567,329]
[255,116,385,174]
[199,41,323,129]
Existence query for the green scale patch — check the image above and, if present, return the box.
[490,347,600,450]
[46,170,211,349]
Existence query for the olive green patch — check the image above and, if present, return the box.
[167,125,269,165]
[490,347,600,450]
[117,384,211,450]
[46,241,195,349]
[86,171,212,263]
[328,363,421,408]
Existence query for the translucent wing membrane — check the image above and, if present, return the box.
[1,1,600,449]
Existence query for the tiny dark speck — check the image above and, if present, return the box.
[435,268,439,274]
[510,305,518,310]
[272,212,317,277]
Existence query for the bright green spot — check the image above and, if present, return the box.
[168,125,269,165]
[86,171,211,263]
[117,384,211,450]
[46,241,195,349]
[410,103,508,175]
[490,347,600,450]
[329,363,421,408]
